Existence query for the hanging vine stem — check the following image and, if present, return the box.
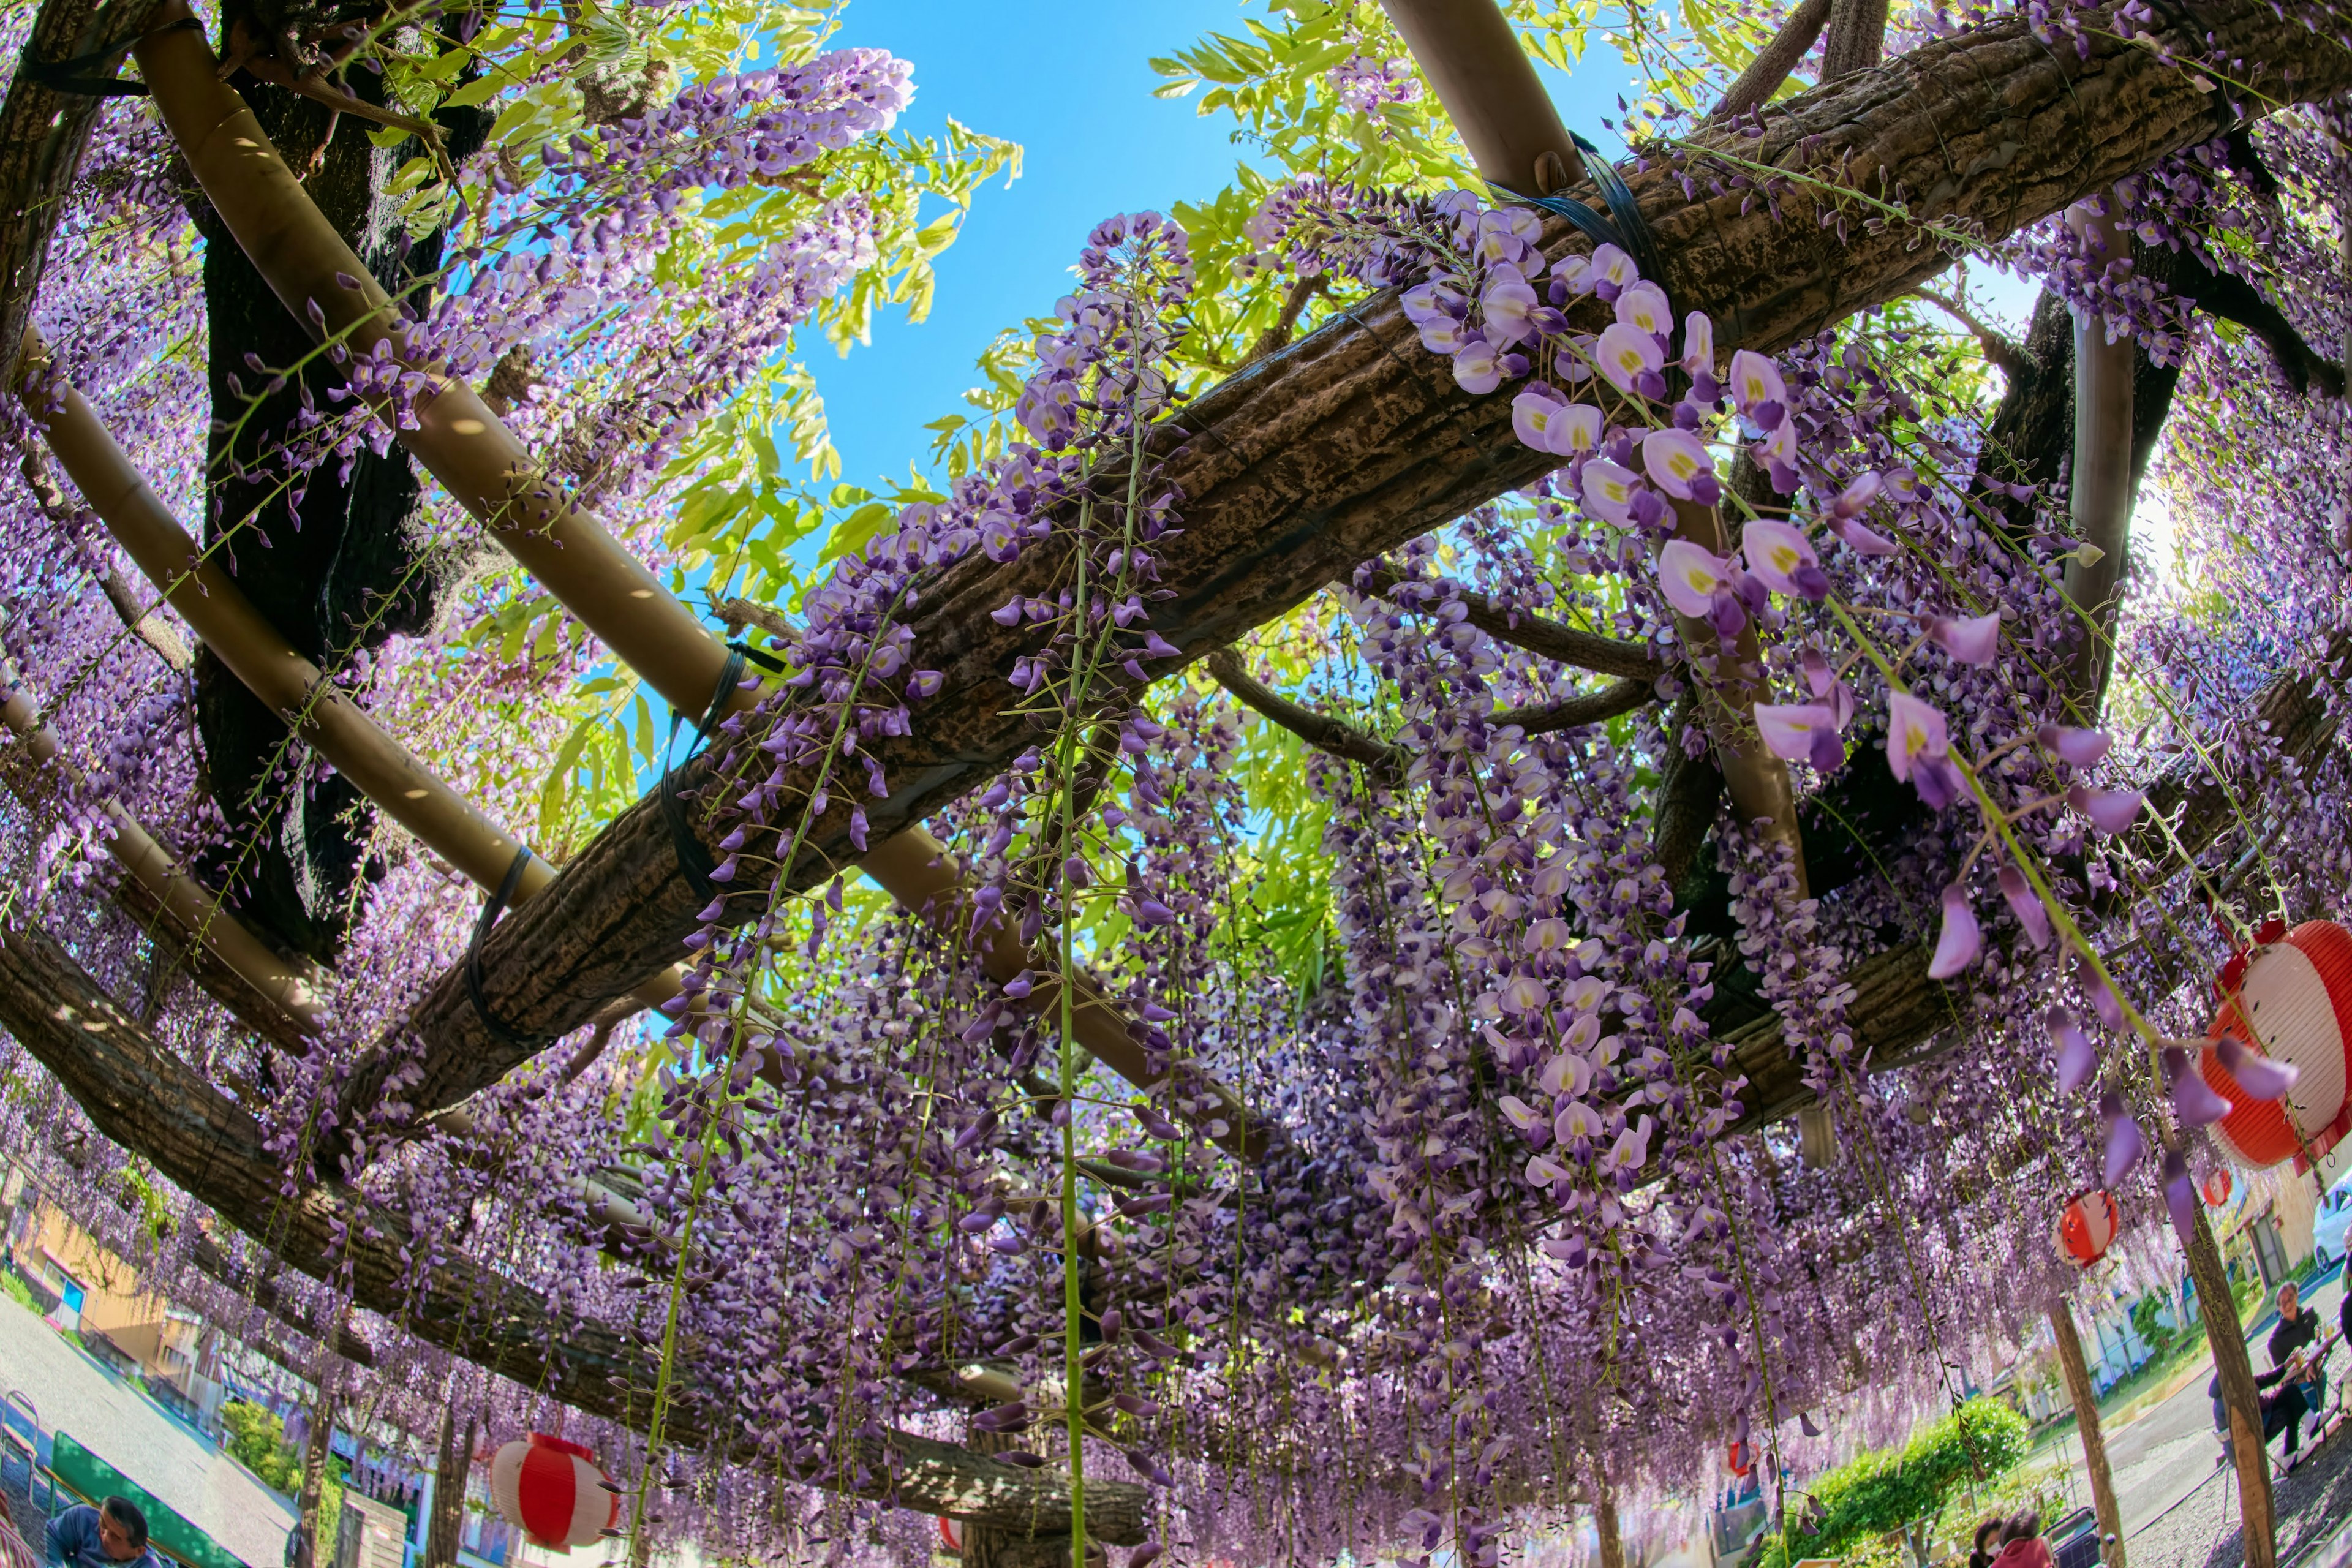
[630,576,913,1545]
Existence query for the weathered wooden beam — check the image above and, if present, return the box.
[1718,622,2352,1132]
[370,0,2352,1121]
[119,12,1252,1153]
[0,912,1149,1542]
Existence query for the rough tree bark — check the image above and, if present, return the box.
[372,0,2352,1124]
[0,912,1149,1542]
[2184,1198,2275,1568]
[0,0,162,371]
[190,31,496,963]
[292,1348,342,1568]
[2048,1303,2125,1568]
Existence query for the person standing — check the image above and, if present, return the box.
[45,1499,161,1568]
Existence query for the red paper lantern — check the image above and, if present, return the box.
[491,1433,620,1551]
[2203,1167,2234,1207]
[2199,921,2352,1170]
[2054,1189,2120,1268]
[938,1518,963,1555]
[1727,1439,1752,1477]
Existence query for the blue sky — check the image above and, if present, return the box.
[804,1,1642,494]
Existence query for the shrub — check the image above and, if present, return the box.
[1760,1398,2032,1568]
[222,1402,303,1494]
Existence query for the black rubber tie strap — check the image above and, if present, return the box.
[1492,130,1681,361]
[465,846,538,1048]
[660,644,752,898]
[29,16,201,96]
[1571,132,1671,302]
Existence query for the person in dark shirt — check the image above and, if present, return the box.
[2270,1282,2326,1440]
[45,1499,161,1568]
[2212,1360,2316,1469]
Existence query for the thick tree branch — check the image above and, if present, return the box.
[1493,677,1656,736]
[0,916,1148,1542]
[1913,287,2025,376]
[2169,247,2348,398]
[1708,0,1834,124]
[1819,0,1888,81]
[138,0,2352,1142]
[1204,647,1401,771]
[1364,565,1660,679]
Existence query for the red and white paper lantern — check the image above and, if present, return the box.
[491,1433,620,1551]
[2202,1166,2234,1207]
[2199,920,2352,1170]
[938,1518,963,1556]
[2054,1188,2120,1268]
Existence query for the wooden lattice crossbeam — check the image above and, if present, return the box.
[346,0,2352,1126]
[0,911,1149,1543]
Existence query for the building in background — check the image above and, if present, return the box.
[1,1177,224,1427]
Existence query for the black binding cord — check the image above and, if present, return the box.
[658,641,787,898]
[1493,129,1679,348]
[29,17,201,96]
[465,846,538,1047]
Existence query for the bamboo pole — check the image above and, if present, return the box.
[22,329,678,1007]
[132,3,725,722]
[2064,197,2136,710]
[2048,1302,2126,1568]
[128,2,1259,1148]
[0,677,324,1030]
[1378,0,1576,194]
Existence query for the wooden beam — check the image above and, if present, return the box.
[123,1,2352,1145]
[25,332,678,1010]
[0,673,325,1039]
[0,911,1149,1542]
[119,11,1250,1153]
[355,0,2352,1128]
[1377,0,1575,195]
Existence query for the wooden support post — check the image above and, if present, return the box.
[423,1404,473,1568]
[1594,1472,1625,1568]
[293,1354,342,1568]
[2048,1303,2125,1568]
[2184,1199,2275,1568]
[2064,197,2136,710]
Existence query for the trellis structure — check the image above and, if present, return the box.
[1,0,2350,1563]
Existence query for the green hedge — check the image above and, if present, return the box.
[1759,1398,2031,1568]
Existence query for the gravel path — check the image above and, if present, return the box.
[0,1295,293,1568]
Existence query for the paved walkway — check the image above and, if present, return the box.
[0,1296,292,1568]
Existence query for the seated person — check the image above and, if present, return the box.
[2212,1359,2316,1468]
[46,1498,160,1568]
[1987,1512,2053,1568]
[2271,1281,2327,1438]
